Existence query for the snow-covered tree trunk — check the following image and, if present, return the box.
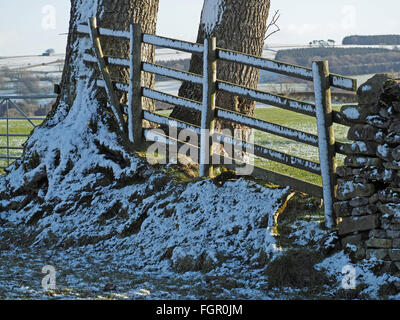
[170,0,270,142]
[53,0,159,120]
[0,0,159,215]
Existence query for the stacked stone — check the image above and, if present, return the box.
[335,74,400,274]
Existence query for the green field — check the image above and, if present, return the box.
[252,106,349,185]
[1,108,350,185]
[255,107,349,185]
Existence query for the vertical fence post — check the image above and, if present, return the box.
[128,23,143,147]
[200,37,217,177]
[312,60,337,229]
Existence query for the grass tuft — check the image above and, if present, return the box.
[265,248,330,290]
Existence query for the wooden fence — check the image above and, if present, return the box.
[77,18,357,228]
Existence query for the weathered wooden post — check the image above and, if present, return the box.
[128,23,144,147]
[88,17,125,132]
[200,37,217,177]
[312,60,337,229]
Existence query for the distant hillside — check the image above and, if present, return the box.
[343,35,400,45]
[275,47,400,76]
[156,59,190,81]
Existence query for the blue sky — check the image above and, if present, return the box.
[0,0,399,56]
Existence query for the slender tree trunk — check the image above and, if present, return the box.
[170,0,270,142]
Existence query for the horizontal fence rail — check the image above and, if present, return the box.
[221,156,324,198]
[78,24,204,54]
[217,80,317,116]
[0,117,46,121]
[143,110,201,134]
[0,146,24,150]
[217,48,357,91]
[0,95,57,100]
[142,88,203,112]
[215,107,319,147]
[0,133,31,137]
[143,33,204,54]
[77,18,358,228]
[142,62,203,84]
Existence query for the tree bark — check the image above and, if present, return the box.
[169,0,270,142]
[49,0,159,124]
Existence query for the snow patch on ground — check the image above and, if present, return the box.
[1,192,400,299]
[290,219,337,250]
[1,175,289,269]
[316,251,400,299]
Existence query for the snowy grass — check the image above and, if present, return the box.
[0,163,293,299]
[1,192,398,300]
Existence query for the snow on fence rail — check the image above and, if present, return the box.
[142,62,203,85]
[77,24,203,54]
[217,81,317,116]
[217,48,357,92]
[78,18,359,228]
[215,108,319,147]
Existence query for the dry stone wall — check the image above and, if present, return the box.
[335,74,400,274]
